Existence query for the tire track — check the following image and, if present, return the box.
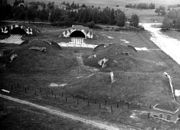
[0,94,136,130]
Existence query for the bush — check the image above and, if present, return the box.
[115,10,126,27]
[86,21,95,28]
[125,3,155,9]
[130,14,139,27]
[162,9,180,30]
[155,6,166,16]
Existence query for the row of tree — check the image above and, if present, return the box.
[155,6,166,16]
[0,1,139,27]
[162,9,180,29]
[125,3,155,9]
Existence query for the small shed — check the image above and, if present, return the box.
[149,101,180,123]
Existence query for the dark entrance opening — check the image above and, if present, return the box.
[70,30,85,38]
[10,27,26,35]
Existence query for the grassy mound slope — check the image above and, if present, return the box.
[83,43,165,72]
[65,72,171,106]
[7,40,77,73]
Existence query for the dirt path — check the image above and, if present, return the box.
[0,94,136,130]
[76,53,98,72]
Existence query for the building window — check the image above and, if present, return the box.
[167,115,171,120]
[159,114,163,118]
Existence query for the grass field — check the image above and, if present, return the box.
[1,23,180,129]
[0,98,99,130]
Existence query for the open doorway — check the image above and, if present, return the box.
[70,30,85,38]
[10,27,26,35]
[70,30,85,44]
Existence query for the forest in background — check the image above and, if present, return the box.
[0,0,139,28]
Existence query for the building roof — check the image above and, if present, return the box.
[71,25,90,31]
[153,101,180,114]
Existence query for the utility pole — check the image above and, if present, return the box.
[164,72,176,101]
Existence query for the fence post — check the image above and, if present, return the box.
[25,87,27,93]
[149,104,152,109]
[105,100,107,105]
[88,100,90,106]
[76,98,79,104]
[46,89,48,97]
[99,103,101,109]
[95,100,97,104]
[51,90,53,95]
[111,105,113,113]
[39,87,41,93]
[34,90,37,96]
[11,85,13,91]
[65,97,68,102]
[117,103,119,108]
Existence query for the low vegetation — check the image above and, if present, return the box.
[0,0,140,28]
[155,6,166,16]
[162,9,180,30]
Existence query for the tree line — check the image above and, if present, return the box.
[0,1,139,27]
[125,3,155,9]
[162,9,180,30]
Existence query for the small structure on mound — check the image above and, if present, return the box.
[149,101,180,123]
[0,24,40,36]
[149,72,180,123]
[62,25,94,45]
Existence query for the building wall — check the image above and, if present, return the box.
[71,38,84,44]
[149,111,179,123]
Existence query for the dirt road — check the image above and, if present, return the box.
[141,23,180,65]
[0,94,136,130]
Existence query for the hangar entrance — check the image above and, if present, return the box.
[70,30,85,44]
[11,27,26,35]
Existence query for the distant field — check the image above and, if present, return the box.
[1,21,180,129]
[22,0,180,6]
[20,0,164,22]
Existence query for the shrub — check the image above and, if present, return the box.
[130,14,139,27]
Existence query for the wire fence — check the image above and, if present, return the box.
[0,81,151,114]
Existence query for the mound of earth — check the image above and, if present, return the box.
[20,39,62,51]
[83,43,165,72]
[5,40,77,73]
[0,24,40,37]
[65,72,172,106]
